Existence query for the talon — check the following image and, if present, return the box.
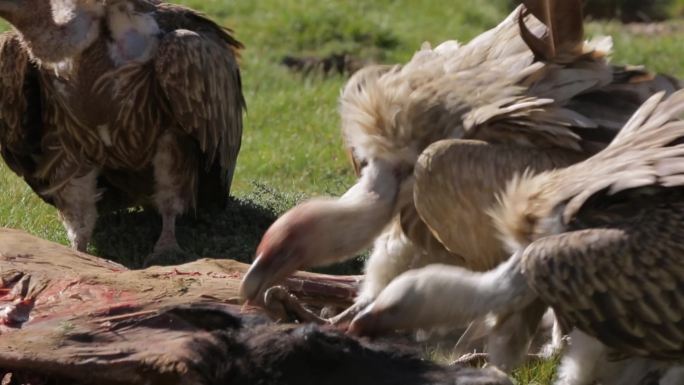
[262,286,328,324]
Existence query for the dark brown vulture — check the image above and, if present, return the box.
[240,0,678,370]
[0,0,244,254]
[348,89,684,385]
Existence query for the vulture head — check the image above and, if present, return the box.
[0,0,104,62]
[241,199,360,303]
[347,270,430,336]
[347,251,534,337]
[240,158,406,304]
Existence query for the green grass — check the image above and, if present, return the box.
[1,2,684,382]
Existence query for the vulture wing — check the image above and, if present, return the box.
[154,26,245,201]
[463,0,678,153]
[557,89,684,224]
[413,139,582,270]
[522,222,684,359]
[0,32,53,204]
[519,89,684,359]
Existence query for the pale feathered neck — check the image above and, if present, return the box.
[11,0,104,64]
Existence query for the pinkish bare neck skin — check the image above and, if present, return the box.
[106,4,160,66]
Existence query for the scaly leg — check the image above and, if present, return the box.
[54,169,99,252]
[152,132,191,254]
[554,329,605,385]
[486,299,547,372]
[538,312,567,358]
[155,209,180,253]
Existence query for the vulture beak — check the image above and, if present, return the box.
[347,304,390,336]
[240,249,301,305]
[347,275,419,337]
[241,158,402,304]
[348,265,454,336]
[239,208,310,304]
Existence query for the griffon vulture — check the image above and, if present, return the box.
[0,0,244,254]
[349,88,684,384]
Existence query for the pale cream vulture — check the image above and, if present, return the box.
[0,0,244,254]
[349,88,684,385]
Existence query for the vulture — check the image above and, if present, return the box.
[0,0,244,254]
[240,0,679,368]
[348,89,684,384]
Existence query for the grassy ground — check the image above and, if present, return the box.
[1,2,684,382]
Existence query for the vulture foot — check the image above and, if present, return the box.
[69,236,90,253]
[327,298,373,329]
[152,235,181,255]
[262,286,329,324]
[55,170,99,253]
[144,242,188,267]
[259,287,370,330]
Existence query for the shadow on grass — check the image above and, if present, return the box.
[90,183,366,275]
[91,196,276,269]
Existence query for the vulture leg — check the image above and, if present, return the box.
[151,132,192,254]
[554,330,605,385]
[486,299,547,371]
[538,313,565,358]
[54,169,99,252]
[155,210,180,254]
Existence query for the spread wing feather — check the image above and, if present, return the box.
[155,28,245,191]
[495,88,684,245]
[556,89,684,223]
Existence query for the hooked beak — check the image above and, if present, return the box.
[347,304,388,337]
[239,250,302,305]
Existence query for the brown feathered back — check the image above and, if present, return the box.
[498,89,684,358]
[493,89,684,254]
